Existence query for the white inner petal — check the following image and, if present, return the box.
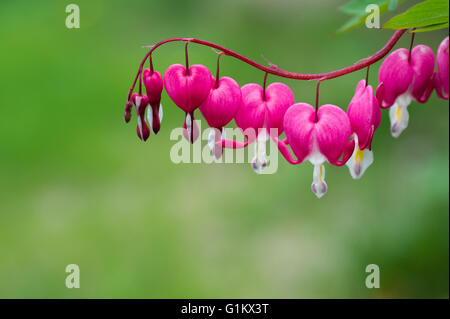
[146,106,154,135]
[208,128,226,154]
[311,164,327,199]
[251,130,268,174]
[135,96,142,109]
[159,104,163,123]
[389,94,411,138]
[185,113,192,138]
[137,117,144,141]
[307,133,326,166]
[346,135,374,179]
[207,128,215,152]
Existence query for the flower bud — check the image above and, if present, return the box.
[124,100,133,123]
[131,93,150,141]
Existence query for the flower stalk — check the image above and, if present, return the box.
[127,30,407,100]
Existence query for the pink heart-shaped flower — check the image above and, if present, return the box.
[377,48,414,109]
[377,46,435,108]
[199,76,242,129]
[164,64,212,113]
[347,80,381,150]
[234,82,294,142]
[284,103,354,165]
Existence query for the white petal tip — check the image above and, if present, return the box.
[346,147,374,179]
[312,164,327,198]
[390,125,403,138]
[251,156,267,174]
[311,182,327,198]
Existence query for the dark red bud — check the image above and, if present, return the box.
[137,115,150,141]
[151,104,161,134]
[124,100,133,123]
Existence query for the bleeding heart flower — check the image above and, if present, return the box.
[164,64,212,143]
[234,82,294,173]
[377,45,435,138]
[164,64,212,113]
[346,79,381,179]
[284,103,354,198]
[200,76,242,158]
[131,93,150,142]
[143,68,164,134]
[434,36,449,100]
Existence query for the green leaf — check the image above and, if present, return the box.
[336,15,367,34]
[383,0,449,30]
[412,21,449,32]
[388,0,399,11]
[337,0,403,34]
[340,0,388,15]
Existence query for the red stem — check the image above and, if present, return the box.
[262,72,268,100]
[185,42,190,75]
[408,30,416,64]
[149,55,154,74]
[315,80,321,122]
[215,52,225,88]
[127,30,407,100]
[138,67,142,95]
[365,65,370,87]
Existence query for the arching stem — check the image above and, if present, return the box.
[128,30,407,100]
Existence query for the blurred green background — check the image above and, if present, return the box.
[0,0,448,298]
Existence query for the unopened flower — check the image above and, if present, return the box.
[123,100,133,123]
[346,80,381,179]
[284,103,354,198]
[143,68,164,134]
[131,93,150,141]
[377,45,435,137]
[434,36,449,100]
[234,82,294,173]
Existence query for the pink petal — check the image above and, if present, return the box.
[378,48,414,108]
[410,45,435,103]
[234,82,294,142]
[265,83,295,134]
[347,80,381,149]
[283,103,315,163]
[315,104,353,163]
[143,69,164,106]
[199,76,242,129]
[164,64,212,113]
[436,36,449,100]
